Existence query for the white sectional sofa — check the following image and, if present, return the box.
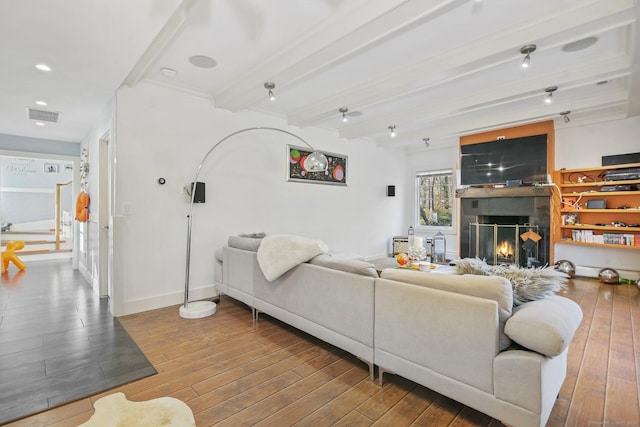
[214,235,583,427]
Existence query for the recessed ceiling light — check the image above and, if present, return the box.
[35,122,45,126]
[189,55,217,69]
[562,37,598,52]
[35,63,52,72]
[160,67,177,77]
[35,100,48,106]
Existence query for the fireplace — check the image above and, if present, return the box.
[469,222,540,266]
[457,186,551,266]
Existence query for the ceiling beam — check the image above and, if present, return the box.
[288,0,635,128]
[375,91,629,149]
[123,0,200,88]
[213,0,469,111]
[339,56,631,139]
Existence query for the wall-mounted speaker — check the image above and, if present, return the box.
[191,182,206,203]
[387,185,395,197]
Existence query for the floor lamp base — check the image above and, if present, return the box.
[179,300,217,319]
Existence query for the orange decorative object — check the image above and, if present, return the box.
[76,191,90,222]
[2,240,26,274]
[396,253,409,266]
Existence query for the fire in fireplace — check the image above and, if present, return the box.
[496,240,514,261]
[469,222,540,267]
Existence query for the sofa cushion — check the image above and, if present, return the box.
[228,235,264,252]
[309,254,378,278]
[380,269,513,350]
[505,295,582,357]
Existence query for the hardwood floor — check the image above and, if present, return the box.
[0,260,155,425]
[6,276,639,426]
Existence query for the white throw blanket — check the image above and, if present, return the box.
[257,234,329,281]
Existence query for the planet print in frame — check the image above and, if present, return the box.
[287,145,347,186]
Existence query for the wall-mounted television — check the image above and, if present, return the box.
[460,134,548,186]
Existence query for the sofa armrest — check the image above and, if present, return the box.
[505,295,582,357]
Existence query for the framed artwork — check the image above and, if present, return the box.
[287,145,347,186]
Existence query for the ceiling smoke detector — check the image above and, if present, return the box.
[25,107,60,123]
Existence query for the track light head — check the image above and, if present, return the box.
[544,86,557,104]
[339,107,349,122]
[520,44,536,68]
[423,137,430,148]
[264,82,276,101]
[560,111,571,123]
[388,125,396,137]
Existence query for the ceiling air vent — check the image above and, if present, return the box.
[25,107,60,123]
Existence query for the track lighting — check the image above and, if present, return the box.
[423,137,430,148]
[520,44,536,68]
[388,125,396,138]
[264,82,276,101]
[339,107,349,123]
[544,86,557,104]
[560,111,571,123]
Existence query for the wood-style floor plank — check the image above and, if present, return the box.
[6,277,640,427]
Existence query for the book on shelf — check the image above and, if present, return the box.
[570,230,637,246]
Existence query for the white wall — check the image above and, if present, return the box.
[112,81,406,314]
[554,116,640,279]
[405,139,460,260]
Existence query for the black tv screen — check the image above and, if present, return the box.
[460,134,548,186]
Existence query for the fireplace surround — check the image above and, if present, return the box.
[457,186,552,266]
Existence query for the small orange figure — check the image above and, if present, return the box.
[1,240,26,274]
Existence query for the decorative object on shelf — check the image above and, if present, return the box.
[432,231,446,264]
[392,236,408,255]
[408,235,427,262]
[555,260,575,278]
[598,268,619,284]
[396,252,409,266]
[181,127,328,319]
[287,145,346,185]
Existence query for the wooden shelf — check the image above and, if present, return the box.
[561,191,640,197]
[560,209,640,214]
[560,225,640,232]
[558,179,640,188]
[553,162,640,252]
[556,240,640,250]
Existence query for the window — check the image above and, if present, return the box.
[416,169,454,228]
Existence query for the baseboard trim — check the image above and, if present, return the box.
[576,265,639,281]
[122,284,218,316]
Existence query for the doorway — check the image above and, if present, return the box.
[0,151,79,262]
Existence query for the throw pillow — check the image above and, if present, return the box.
[504,295,583,357]
[228,234,265,252]
[309,254,378,277]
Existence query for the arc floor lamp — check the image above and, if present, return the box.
[180,126,329,318]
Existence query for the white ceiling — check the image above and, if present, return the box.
[1,0,639,150]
